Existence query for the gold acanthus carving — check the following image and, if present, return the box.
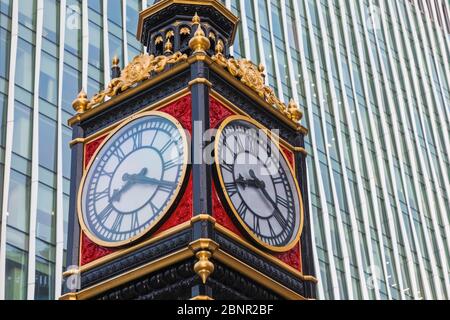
[212,43,303,123]
[87,52,188,109]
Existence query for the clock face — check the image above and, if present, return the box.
[79,112,188,247]
[215,117,303,252]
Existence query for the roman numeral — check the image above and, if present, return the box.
[248,137,258,155]
[163,158,180,170]
[150,202,160,215]
[272,176,284,185]
[221,163,234,174]
[97,204,114,224]
[273,209,288,230]
[93,189,109,202]
[237,201,248,219]
[268,221,277,238]
[150,131,159,147]
[132,132,143,150]
[253,215,261,235]
[111,214,124,233]
[225,182,238,197]
[112,146,126,162]
[276,195,290,209]
[158,184,174,193]
[131,212,140,231]
[103,170,114,179]
[234,135,245,153]
[160,139,174,154]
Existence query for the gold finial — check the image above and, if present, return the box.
[193,251,215,284]
[72,89,90,114]
[288,98,303,122]
[189,14,211,53]
[192,12,201,25]
[112,55,120,67]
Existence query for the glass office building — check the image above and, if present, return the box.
[0,0,449,300]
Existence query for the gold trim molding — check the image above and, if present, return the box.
[188,77,212,88]
[215,224,318,284]
[212,51,303,125]
[213,249,306,300]
[75,52,188,111]
[59,248,193,301]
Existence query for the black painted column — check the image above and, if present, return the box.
[62,124,84,295]
[296,135,317,299]
[190,57,214,298]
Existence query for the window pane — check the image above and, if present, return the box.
[36,183,56,243]
[39,52,58,105]
[7,170,31,232]
[15,38,35,92]
[12,102,32,159]
[35,256,55,300]
[43,0,59,43]
[0,27,10,80]
[39,115,57,171]
[5,244,28,300]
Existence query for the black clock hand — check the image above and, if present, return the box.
[111,180,135,203]
[111,168,149,203]
[124,175,177,188]
[248,170,289,229]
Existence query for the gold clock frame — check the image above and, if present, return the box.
[214,115,304,253]
[77,110,190,248]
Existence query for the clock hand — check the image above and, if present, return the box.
[111,180,135,203]
[248,170,289,229]
[236,172,264,189]
[111,168,150,203]
[124,174,177,188]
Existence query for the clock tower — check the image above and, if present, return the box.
[61,0,317,300]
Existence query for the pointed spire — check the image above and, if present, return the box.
[72,89,90,114]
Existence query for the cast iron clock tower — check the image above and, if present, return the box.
[61,0,317,300]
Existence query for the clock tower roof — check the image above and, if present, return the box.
[137,0,239,57]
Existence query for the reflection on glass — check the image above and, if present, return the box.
[38,115,57,171]
[5,244,28,300]
[12,101,32,159]
[7,170,31,232]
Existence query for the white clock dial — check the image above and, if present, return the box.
[79,112,188,247]
[215,117,303,252]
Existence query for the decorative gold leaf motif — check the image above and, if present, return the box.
[87,52,188,109]
[212,48,301,121]
[155,36,163,45]
[208,31,216,41]
[166,30,175,39]
[180,27,191,35]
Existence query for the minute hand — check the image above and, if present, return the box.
[257,181,289,229]
[126,175,177,188]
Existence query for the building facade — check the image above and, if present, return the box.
[0,0,449,300]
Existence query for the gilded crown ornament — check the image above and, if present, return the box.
[72,89,90,113]
[87,52,187,108]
